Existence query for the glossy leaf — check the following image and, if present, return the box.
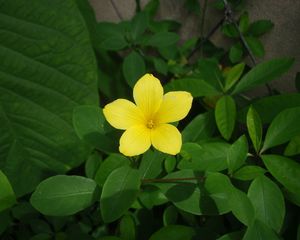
[0,0,98,197]
[248,176,285,232]
[262,107,300,152]
[123,51,146,87]
[247,106,262,153]
[139,150,165,179]
[100,166,141,223]
[262,155,300,195]
[285,135,300,156]
[179,142,230,172]
[85,153,102,179]
[215,95,236,140]
[224,62,245,91]
[233,58,294,94]
[227,135,248,174]
[243,220,280,240]
[30,175,98,216]
[233,166,266,181]
[245,37,265,57]
[0,170,16,212]
[120,214,136,240]
[163,205,178,226]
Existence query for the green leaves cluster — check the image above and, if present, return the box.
[1,0,300,239]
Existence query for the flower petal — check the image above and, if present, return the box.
[151,124,182,155]
[103,99,145,130]
[119,125,151,156]
[155,91,193,124]
[133,74,163,119]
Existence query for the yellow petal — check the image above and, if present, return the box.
[133,74,163,119]
[155,91,193,124]
[103,99,145,130]
[151,124,182,155]
[119,125,151,156]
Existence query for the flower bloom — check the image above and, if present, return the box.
[103,74,193,156]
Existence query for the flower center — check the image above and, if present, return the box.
[146,119,155,129]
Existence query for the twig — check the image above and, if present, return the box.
[110,0,123,21]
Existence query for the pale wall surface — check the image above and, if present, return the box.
[89,0,300,96]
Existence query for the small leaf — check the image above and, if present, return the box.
[163,205,178,226]
[227,135,248,174]
[149,225,196,240]
[0,170,16,212]
[131,12,149,41]
[229,187,255,226]
[285,135,300,156]
[182,111,216,143]
[239,12,249,33]
[262,155,300,195]
[233,58,294,94]
[139,150,165,179]
[245,37,265,57]
[138,185,168,209]
[262,107,300,152]
[73,105,117,153]
[94,154,130,187]
[248,20,274,37]
[215,95,236,140]
[30,175,98,216]
[164,78,221,97]
[229,43,243,63]
[247,106,263,153]
[222,23,239,38]
[100,166,141,223]
[120,214,136,240]
[164,156,177,173]
[146,32,179,47]
[143,0,160,17]
[224,62,245,91]
[233,166,266,181]
[123,51,146,87]
[248,176,285,232]
[153,58,168,75]
[85,153,102,179]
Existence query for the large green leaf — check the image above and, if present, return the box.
[0,170,16,212]
[232,58,294,94]
[100,166,141,223]
[156,170,233,215]
[215,95,236,140]
[139,150,165,179]
[262,155,300,195]
[30,175,98,216]
[0,0,98,196]
[243,220,280,240]
[262,107,300,152]
[164,78,220,97]
[248,176,285,232]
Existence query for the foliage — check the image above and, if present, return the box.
[0,0,299,239]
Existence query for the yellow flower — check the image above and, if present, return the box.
[103,74,193,156]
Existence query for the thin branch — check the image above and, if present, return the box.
[110,0,123,21]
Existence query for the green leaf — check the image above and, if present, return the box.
[248,20,274,37]
[0,0,98,196]
[96,22,128,50]
[157,170,233,215]
[222,23,239,38]
[233,166,266,181]
[245,37,265,57]
[30,175,98,216]
[227,135,248,174]
[149,225,196,240]
[0,211,12,235]
[217,231,244,240]
[224,62,245,91]
[239,12,249,33]
[138,185,168,209]
[153,58,168,75]
[179,142,230,172]
[262,107,300,152]
[94,153,130,187]
[164,78,221,97]
[139,150,165,179]
[182,111,216,143]
[73,105,117,153]
[262,155,300,195]
[248,176,285,232]
[123,51,146,87]
[229,43,243,63]
[285,135,300,156]
[247,106,262,153]
[239,93,300,124]
[163,205,178,226]
[233,58,294,94]
[100,166,141,223]
[243,220,280,240]
[146,32,179,47]
[120,214,136,240]
[85,152,102,179]
[215,95,236,140]
[0,170,16,212]
[229,187,255,226]
[143,0,160,18]
[131,12,149,41]
[164,156,177,173]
